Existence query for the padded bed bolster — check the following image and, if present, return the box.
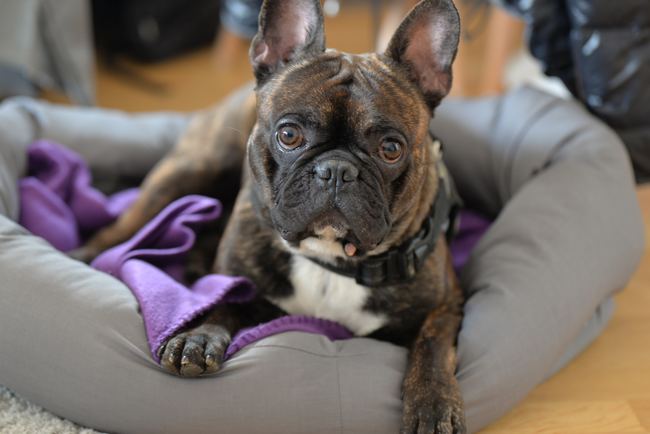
[0,88,644,433]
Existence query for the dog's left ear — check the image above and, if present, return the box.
[385,0,460,110]
[250,0,326,83]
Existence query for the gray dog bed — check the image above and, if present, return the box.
[0,87,643,433]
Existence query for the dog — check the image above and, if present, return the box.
[74,0,465,432]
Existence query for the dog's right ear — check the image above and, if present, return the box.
[385,0,460,110]
[250,0,326,83]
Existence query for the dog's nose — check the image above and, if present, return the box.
[315,159,359,184]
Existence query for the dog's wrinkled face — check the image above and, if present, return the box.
[250,52,433,258]
[247,0,460,261]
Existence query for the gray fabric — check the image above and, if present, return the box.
[0,0,95,104]
[0,96,190,180]
[0,87,644,434]
[433,88,644,429]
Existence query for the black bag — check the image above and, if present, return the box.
[92,0,221,63]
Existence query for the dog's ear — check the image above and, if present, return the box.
[385,0,460,110]
[250,0,326,83]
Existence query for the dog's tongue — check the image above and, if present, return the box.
[344,243,357,257]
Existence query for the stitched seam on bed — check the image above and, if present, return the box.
[336,358,344,434]
[488,95,507,209]
[541,127,589,169]
[505,98,558,197]
[243,343,370,358]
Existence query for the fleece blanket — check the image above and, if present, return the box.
[18,140,489,363]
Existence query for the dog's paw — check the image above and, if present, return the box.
[400,389,466,434]
[159,323,231,377]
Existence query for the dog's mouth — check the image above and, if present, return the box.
[289,232,361,260]
[272,191,391,260]
[279,212,379,260]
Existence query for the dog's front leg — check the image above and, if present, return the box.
[401,306,466,434]
[159,299,283,377]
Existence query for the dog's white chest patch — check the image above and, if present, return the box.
[271,255,387,336]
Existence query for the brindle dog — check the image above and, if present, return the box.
[74,0,465,432]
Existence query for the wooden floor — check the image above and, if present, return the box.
[77,3,650,433]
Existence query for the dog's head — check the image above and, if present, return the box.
[246,0,460,261]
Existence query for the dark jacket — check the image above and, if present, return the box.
[497,0,650,182]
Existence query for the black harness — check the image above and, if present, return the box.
[306,154,462,287]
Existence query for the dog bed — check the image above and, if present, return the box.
[0,87,643,434]
[19,139,489,365]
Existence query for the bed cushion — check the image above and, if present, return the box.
[0,89,643,433]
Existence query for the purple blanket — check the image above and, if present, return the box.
[18,141,489,363]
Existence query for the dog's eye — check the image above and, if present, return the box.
[379,140,403,163]
[276,125,303,150]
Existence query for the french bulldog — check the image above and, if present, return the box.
[75,0,465,432]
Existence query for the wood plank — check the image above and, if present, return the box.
[483,401,646,433]
[630,400,650,432]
